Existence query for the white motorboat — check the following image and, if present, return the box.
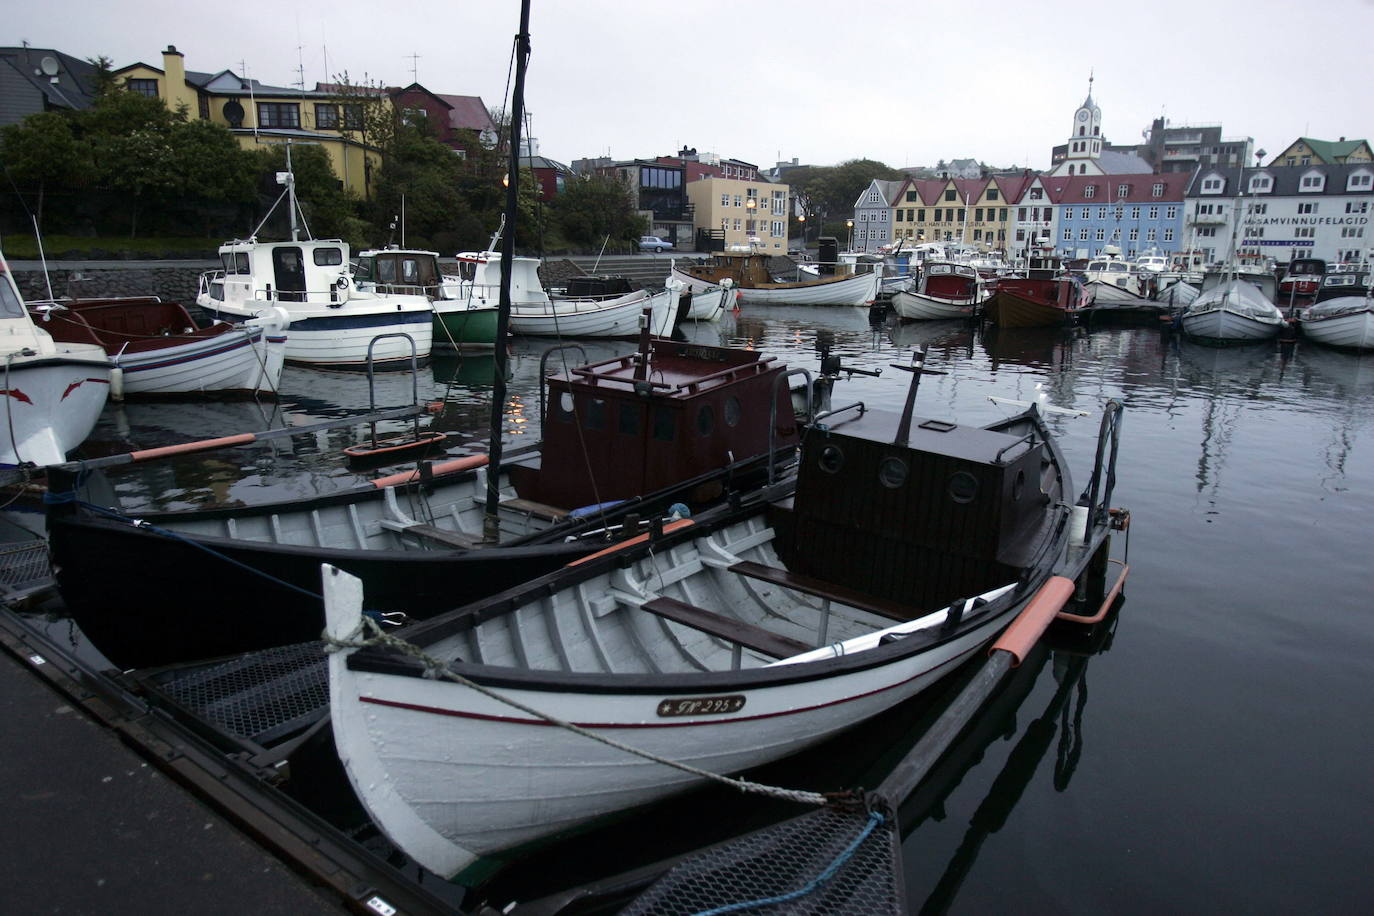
[30,296,287,398]
[892,261,985,320]
[355,247,500,350]
[673,252,880,307]
[684,280,733,322]
[196,164,431,370]
[0,254,111,466]
[1299,293,1374,350]
[1180,278,1286,343]
[513,276,682,338]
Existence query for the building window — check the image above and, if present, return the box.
[1030,188,1043,200]
[1164,229,1174,242]
[1249,176,1271,193]
[1095,228,1105,241]
[867,190,879,203]
[720,194,729,207]
[975,208,984,221]
[944,189,957,201]
[733,218,742,230]
[896,209,905,222]
[1129,206,1139,220]
[973,229,982,240]
[257,102,301,129]
[1081,207,1091,219]
[126,78,159,98]
[1166,206,1178,219]
[1084,184,1097,198]
[1297,202,1317,214]
[1148,206,1159,219]
[720,218,729,229]
[1299,174,1324,191]
[771,220,784,237]
[1348,172,1373,190]
[1079,228,1089,241]
[1251,203,1267,215]
[315,104,339,129]
[906,191,918,202]
[1117,184,1130,198]
[1098,207,1108,219]
[916,209,925,221]
[1146,228,1157,241]
[1063,228,1072,241]
[1129,228,1139,241]
[1114,206,1124,220]
[1152,183,1164,197]
[1201,177,1223,193]
[1197,227,1216,237]
[1341,226,1365,238]
[1346,201,1369,214]
[1018,207,1027,221]
[999,207,1007,220]
[733,195,742,207]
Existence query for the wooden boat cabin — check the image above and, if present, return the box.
[771,402,1050,614]
[354,248,447,299]
[919,262,981,299]
[508,337,800,510]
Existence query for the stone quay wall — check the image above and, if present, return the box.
[9,262,216,306]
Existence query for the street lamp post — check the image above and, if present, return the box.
[746,197,757,249]
[846,218,854,252]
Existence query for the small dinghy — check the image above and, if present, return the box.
[323,351,1122,879]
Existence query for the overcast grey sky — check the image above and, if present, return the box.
[11,0,1374,172]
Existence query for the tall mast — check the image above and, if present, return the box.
[483,0,531,540]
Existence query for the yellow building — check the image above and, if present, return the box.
[1269,137,1373,167]
[686,176,790,251]
[114,46,384,197]
[891,177,1021,252]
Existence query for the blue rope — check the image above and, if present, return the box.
[690,810,886,916]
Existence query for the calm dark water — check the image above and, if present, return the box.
[16,306,1374,912]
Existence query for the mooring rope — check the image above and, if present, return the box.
[323,612,832,809]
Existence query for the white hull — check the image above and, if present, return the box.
[0,349,111,466]
[879,275,916,296]
[1180,308,1283,342]
[671,268,878,307]
[1300,307,1374,350]
[114,314,287,397]
[511,286,678,338]
[324,515,1020,878]
[1087,281,1149,307]
[201,299,432,368]
[685,285,731,322]
[892,289,977,320]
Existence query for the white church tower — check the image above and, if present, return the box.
[1052,75,1105,177]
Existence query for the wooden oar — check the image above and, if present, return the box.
[51,405,426,472]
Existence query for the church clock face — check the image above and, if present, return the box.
[1077,110,1088,122]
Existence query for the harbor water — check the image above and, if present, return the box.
[12,305,1374,912]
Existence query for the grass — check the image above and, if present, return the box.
[0,235,224,260]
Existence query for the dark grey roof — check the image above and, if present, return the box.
[520,155,572,173]
[1187,162,1374,197]
[1097,150,1152,174]
[0,47,99,112]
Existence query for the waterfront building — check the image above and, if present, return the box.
[388,83,496,157]
[594,159,693,247]
[1010,174,1067,259]
[1268,137,1373,167]
[1136,118,1253,173]
[852,179,904,252]
[114,46,384,196]
[1184,164,1374,265]
[885,175,1028,254]
[1055,173,1189,259]
[686,176,789,252]
[1048,79,1152,178]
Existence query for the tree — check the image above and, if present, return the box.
[253,144,360,243]
[549,174,646,249]
[369,124,473,251]
[327,72,395,202]
[0,112,93,229]
[168,119,258,235]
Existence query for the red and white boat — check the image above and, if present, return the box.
[30,296,287,398]
[891,261,986,320]
[0,253,111,466]
[984,252,1089,327]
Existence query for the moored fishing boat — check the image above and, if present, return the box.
[891,261,985,320]
[1298,291,1374,350]
[45,333,804,668]
[29,296,287,398]
[0,252,111,466]
[674,250,879,307]
[984,251,1088,327]
[513,275,682,337]
[682,278,733,322]
[196,162,432,370]
[323,357,1122,880]
[1179,277,1286,344]
[355,247,499,350]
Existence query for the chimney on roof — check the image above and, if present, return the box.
[165,45,181,56]
[1339,136,1345,142]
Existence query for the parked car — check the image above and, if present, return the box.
[638,236,674,253]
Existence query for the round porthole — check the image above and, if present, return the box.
[879,456,908,489]
[948,471,979,504]
[724,395,741,427]
[1012,468,1026,501]
[818,444,844,474]
[555,391,575,421]
[697,404,715,436]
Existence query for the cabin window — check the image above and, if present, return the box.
[221,253,236,273]
[724,395,741,427]
[313,247,343,266]
[696,404,715,436]
[235,253,249,273]
[376,258,397,284]
[948,471,979,504]
[353,257,374,281]
[619,404,640,435]
[652,407,677,442]
[0,278,25,318]
[585,398,606,430]
[817,445,844,475]
[458,261,476,281]
[401,259,421,284]
[878,457,908,489]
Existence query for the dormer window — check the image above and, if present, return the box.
[1248,174,1272,193]
[1116,184,1130,198]
[1084,184,1097,199]
[1348,170,1373,191]
[1151,182,1165,198]
[1299,171,1325,192]
[1200,176,1224,194]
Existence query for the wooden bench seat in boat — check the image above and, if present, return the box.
[498,498,568,522]
[395,523,485,550]
[640,596,810,660]
[729,560,916,622]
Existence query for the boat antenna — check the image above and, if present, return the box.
[592,233,610,273]
[487,212,506,253]
[483,0,531,542]
[890,346,946,447]
[30,215,54,302]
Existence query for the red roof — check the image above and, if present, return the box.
[436,94,495,132]
[1054,172,1190,204]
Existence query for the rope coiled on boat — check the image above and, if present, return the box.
[323,613,834,808]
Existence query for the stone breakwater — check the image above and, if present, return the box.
[11,262,215,306]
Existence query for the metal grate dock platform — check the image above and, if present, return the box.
[0,540,54,597]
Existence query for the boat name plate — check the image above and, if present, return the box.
[656,695,746,717]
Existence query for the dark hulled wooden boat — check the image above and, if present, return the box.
[46,335,802,668]
[984,252,1087,328]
